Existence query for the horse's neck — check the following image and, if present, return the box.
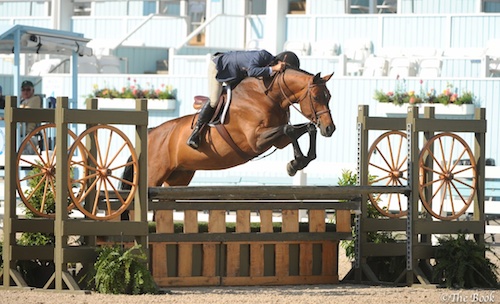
[272,70,309,106]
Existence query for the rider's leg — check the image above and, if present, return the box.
[186,101,216,149]
[187,61,221,149]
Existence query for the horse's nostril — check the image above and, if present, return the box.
[326,125,335,135]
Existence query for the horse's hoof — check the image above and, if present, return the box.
[287,163,297,176]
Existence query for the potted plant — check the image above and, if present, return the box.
[433,234,499,288]
[375,79,476,117]
[89,244,159,294]
[90,78,177,110]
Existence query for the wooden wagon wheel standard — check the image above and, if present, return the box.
[16,124,86,218]
[418,132,477,220]
[67,125,138,220]
[367,130,408,218]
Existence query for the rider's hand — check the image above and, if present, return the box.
[271,61,286,73]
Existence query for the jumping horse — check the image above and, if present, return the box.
[123,67,335,188]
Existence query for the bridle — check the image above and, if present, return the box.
[265,69,330,125]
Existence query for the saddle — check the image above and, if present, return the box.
[193,86,232,125]
[192,87,250,159]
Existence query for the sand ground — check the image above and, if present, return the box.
[0,244,498,304]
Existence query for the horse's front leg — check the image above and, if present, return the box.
[284,123,317,176]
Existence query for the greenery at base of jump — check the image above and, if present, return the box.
[339,169,407,282]
[89,244,159,295]
[433,234,499,289]
[15,165,56,288]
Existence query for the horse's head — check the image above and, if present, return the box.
[273,69,335,137]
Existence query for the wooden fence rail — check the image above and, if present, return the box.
[138,185,409,287]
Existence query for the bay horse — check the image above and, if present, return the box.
[124,67,335,188]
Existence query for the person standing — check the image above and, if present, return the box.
[19,80,42,136]
[19,80,42,154]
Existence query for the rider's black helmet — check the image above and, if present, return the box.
[275,51,300,69]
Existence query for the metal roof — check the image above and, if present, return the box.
[0,24,92,104]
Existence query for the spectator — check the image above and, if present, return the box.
[19,80,42,154]
[20,80,42,135]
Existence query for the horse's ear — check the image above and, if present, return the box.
[322,72,334,82]
[313,73,322,83]
[313,72,334,84]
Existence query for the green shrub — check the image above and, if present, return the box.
[339,169,406,282]
[433,234,499,288]
[16,165,56,287]
[92,244,159,294]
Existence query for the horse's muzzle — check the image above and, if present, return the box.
[321,123,335,137]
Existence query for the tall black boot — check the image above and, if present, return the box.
[187,102,216,149]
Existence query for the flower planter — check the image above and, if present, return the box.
[97,98,176,111]
[377,103,475,118]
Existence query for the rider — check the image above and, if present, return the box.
[186,50,301,150]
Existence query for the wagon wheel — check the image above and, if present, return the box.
[16,124,85,218]
[67,125,138,220]
[367,130,408,218]
[419,132,477,220]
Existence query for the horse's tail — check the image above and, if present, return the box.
[119,155,135,220]
[120,155,135,190]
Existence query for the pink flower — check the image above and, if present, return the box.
[387,91,394,96]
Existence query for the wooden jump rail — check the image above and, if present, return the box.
[141,185,409,287]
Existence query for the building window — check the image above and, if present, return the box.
[483,0,500,12]
[74,1,91,16]
[289,1,306,14]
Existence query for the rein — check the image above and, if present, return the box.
[265,70,329,125]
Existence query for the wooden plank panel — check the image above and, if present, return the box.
[259,210,273,232]
[202,243,217,277]
[336,210,352,233]
[309,210,326,232]
[250,243,264,277]
[322,241,338,276]
[155,276,220,287]
[184,210,198,233]
[152,243,167,278]
[299,243,313,276]
[282,210,298,232]
[155,210,174,233]
[226,243,240,277]
[275,243,289,277]
[209,210,226,232]
[178,244,193,277]
[222,275,338,286]
[236,210,250,233]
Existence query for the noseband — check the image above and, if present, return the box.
[265,70,330,125]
